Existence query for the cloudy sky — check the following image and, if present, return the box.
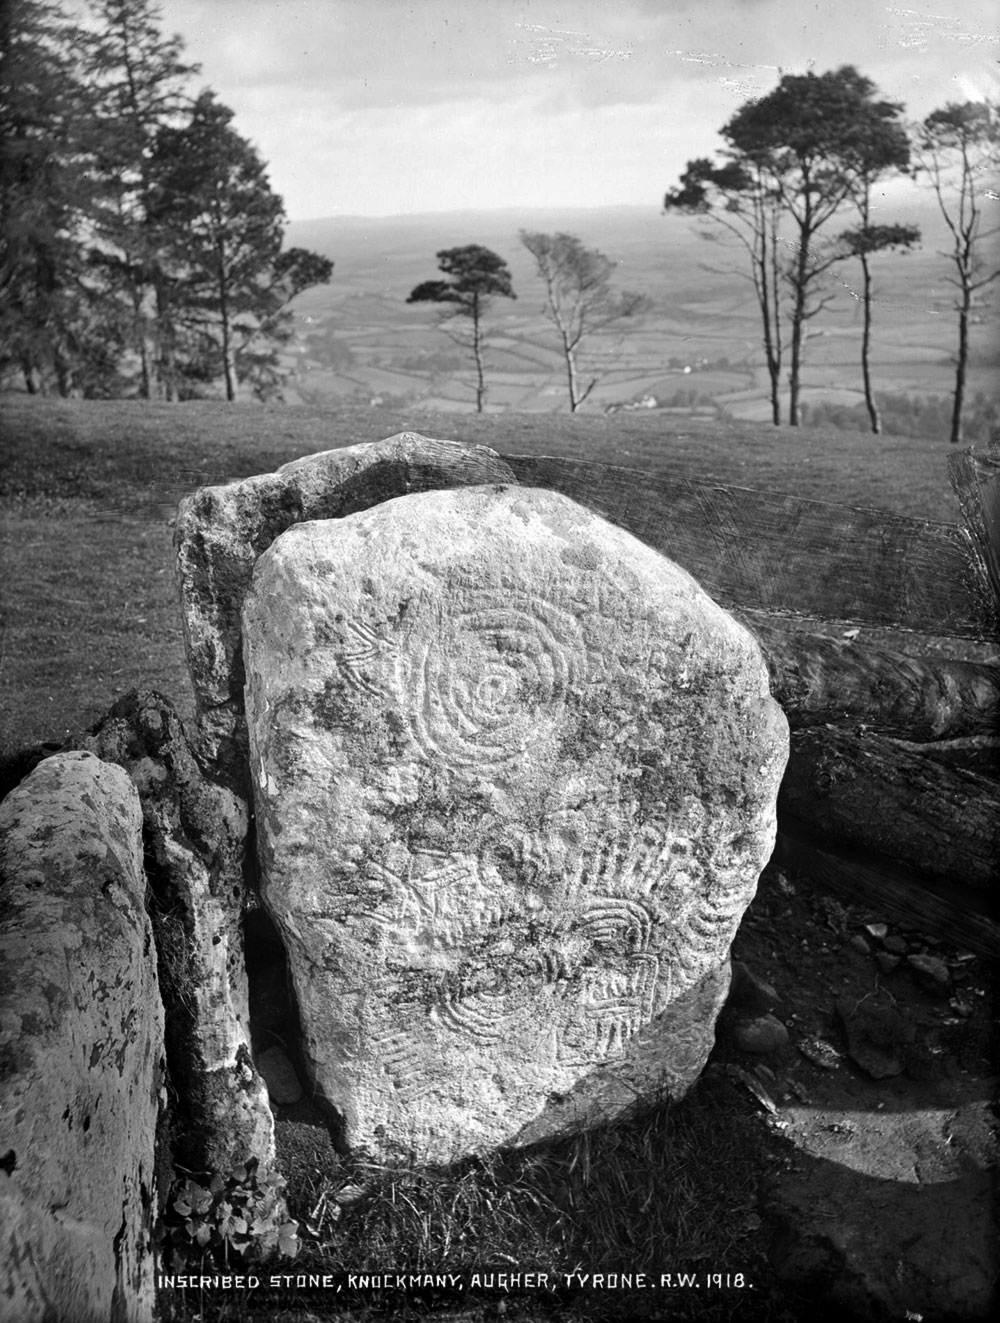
[154,0,999,220]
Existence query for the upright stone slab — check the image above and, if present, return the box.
[78,690,273,1174]
[0,752,163,1323]
[175,432,516,786]
[243,486,788,1162]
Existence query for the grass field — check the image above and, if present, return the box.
[0,394,972,758]
[280,204,997,418]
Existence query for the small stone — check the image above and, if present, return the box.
[727,960,780,1014]
[883,935,908,955]
[876,952,901,976]
[257,1046,304,1106]
[836,998,913,1079]
[733,1015,790,1055]
[864,922,888,941]
[848,934,871,955]
[904,1042,946,1082]
[798,1038,842,1070]
[907,954,952,998]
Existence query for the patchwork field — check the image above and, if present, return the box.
[284,201,997,419]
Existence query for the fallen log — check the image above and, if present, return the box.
[885,735,1000,779]
[743,617,1000,740]
[772,830,1000,959]
[778,727,1000,894]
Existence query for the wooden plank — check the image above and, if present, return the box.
[779,728,1000,894]
[948,444,1000,612]
[504,454,999,639]
[744,618,1000,740]
[773,830,1000,958]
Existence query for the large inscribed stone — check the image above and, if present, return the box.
[243,486,788,1162]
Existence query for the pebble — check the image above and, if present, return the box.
[876,951,902,976]
[797,1037,842,1070]
[864,922,888,941]
[848,934,870,955]
[883,935,909,955]
[733,1014,790,1055]
[727,960,780,1014]
[907,953,952,998]
[257,1044,304,1105]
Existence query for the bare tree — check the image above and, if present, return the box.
[665,158,785,425]
[916,102,1000,445]
[519,230,648,412]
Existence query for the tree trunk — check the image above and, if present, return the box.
[787,231,809,426]
[885,735,1000,778]
[950,280,971,445]
[564,335,580,412]
[20,354,40,394]
[217,243,237,403]
[773,830,1000,958]
[778,726,1000,893]
[471,295,485,412]
[746,619,1000,740]
[859,250,881,434]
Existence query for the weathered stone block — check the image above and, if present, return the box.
[243,486,788,1163]
[175,432,517,785]
[78,690,273,1173]
[0,752,163,1323]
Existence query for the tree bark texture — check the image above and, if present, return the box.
[773,830,1000,958]
[746,618,1000,740]
[779,726,1000,893]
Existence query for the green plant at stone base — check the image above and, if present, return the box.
[161,1157,300,1269]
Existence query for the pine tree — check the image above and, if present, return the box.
[723,67,916,425]
[148,91,332,400]
[407,246,515,411]
[79,0,198,398]
[0,0,96,394]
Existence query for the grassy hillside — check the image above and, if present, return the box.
[0,395,973,757]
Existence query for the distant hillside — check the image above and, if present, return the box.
[282,200,994,419]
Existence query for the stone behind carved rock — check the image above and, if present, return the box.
[243,486,788,1163]
[76,690,273,1174]
[175,431,517,785]
[0,752,163,1323]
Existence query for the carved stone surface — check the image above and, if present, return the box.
[175,431,516,787]
[243,486,788,1162]
[0,752,163,1322]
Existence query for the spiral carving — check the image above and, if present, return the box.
[395,592,583,771]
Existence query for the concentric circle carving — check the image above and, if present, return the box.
[395,592,584,770]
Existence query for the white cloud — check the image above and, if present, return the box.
[156,0,999,217]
